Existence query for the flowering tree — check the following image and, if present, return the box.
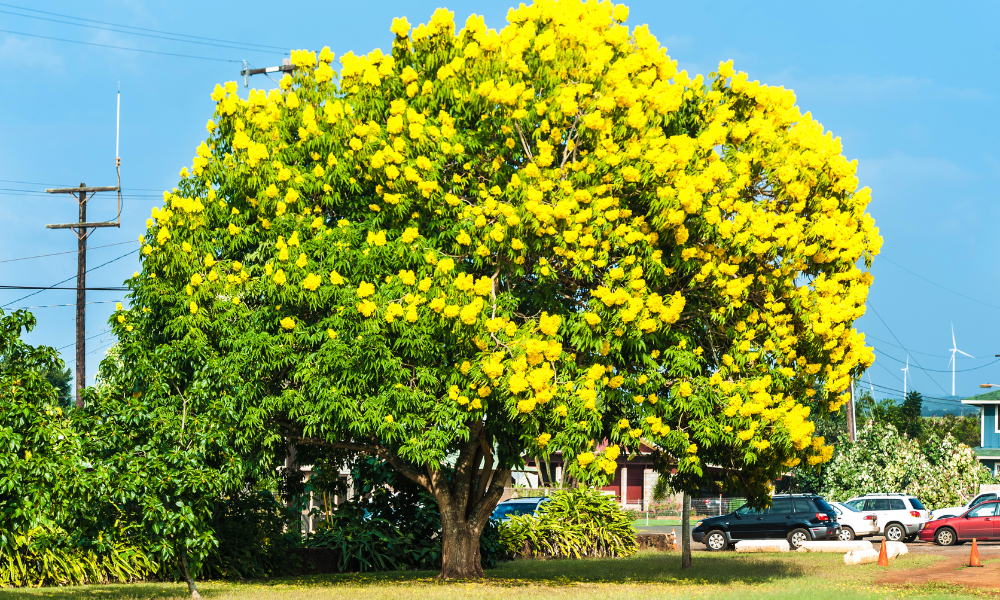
[122,0,879,578]
[824,422,991,510]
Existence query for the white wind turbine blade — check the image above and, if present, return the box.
[956,349,974,358]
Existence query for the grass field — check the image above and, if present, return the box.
[633,518,683,527]
[0,550,987,600]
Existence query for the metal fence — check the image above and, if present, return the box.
[691,497,746,516]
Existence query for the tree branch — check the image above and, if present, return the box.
[285,432,430,489]
[514,123,534,163]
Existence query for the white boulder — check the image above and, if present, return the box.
[843,549,880,565]
[885,541,908,559]
[796,541,873,553]
[734,540,790,553]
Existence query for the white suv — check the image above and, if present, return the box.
[843,494,930,542]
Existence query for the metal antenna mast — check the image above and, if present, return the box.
[44,85,122,408]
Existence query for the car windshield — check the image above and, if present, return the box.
[836,502,861,513]
[492,503,537,520]
[909,498,926,510]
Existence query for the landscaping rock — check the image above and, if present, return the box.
[844,549,880,565]
[734,540,790,553]
[796,541,873,553]
[885,541,907,559]
[635,533,671,551]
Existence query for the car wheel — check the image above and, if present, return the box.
[884,523,905,542]
[838,527,855,541]
[705,530,728,551]
[935,527,957,546]
[904,534,918,543]
[788,528,810,549]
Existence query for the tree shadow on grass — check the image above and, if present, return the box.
[249,550,810,589]
[0,582,200,600]
[484,550,809,585]
[0,552,813,598]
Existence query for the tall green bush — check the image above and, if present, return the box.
[822,421,990,509]
[500,487,636,559]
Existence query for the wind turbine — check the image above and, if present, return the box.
[901,357,909,396]
[950,324,974,397]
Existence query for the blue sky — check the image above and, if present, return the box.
[1,1,998,409]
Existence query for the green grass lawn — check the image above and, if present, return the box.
[0,550,986,600]
[633,518,683,527]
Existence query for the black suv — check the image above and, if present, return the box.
[692,494,840,550]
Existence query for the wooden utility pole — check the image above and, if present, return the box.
[45,183,119,408]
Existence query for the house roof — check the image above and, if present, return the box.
[974,447,1000,458]
[961,390,1000,405]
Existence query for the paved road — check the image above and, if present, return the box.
[636,524,1000,555]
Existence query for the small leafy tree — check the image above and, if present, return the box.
[86,335,250,597]
[127,0,879,577]
[922,413,979,448]
[43,362,72,411]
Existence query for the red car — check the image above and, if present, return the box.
[921,500,1000,545]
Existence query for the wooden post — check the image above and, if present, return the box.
[75,184,87,408]
[620,466,628,508]
[847,377,856,442]
[681,491,692,569]
[44,183,120,409]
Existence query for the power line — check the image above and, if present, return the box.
[57,329,109,351]
[10,300,120,309]
[0,186,161,197]
[865,302,951,397]
[85,341,115,356]
[880,255,1000,311]
[872,357,904,384]
[1,248,138,307]
[0,28,240,62]
[0,7,283,54]
[0,285,127,290]
[867,382,976,409]
[0,240,137,264]
[872,346,1000,373]
[864,333,958,359]
[0,179,165,192]
[0,2,289,52]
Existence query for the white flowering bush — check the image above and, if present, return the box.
[823,421,991,510]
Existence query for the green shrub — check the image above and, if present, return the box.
[202,490,292,579]
[500,487,637,559]
[0,526,156,587]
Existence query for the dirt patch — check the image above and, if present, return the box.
[879,556,1000,590]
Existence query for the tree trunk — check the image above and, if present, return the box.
[438,505,486,579]
[179,550,201,598]
[423,426,510,579]
[681,491,692,570]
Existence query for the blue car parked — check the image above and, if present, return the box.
[491,497,550,521]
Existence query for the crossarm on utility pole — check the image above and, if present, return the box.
[47,222,120,229]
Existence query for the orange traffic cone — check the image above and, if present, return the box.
[877,539,889,566]
[970,538,983,567]
[670,528,678,551]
